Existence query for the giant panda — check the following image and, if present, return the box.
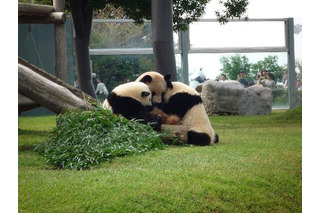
[136,71,171,104]
[103,82,162,131]
[157,81,219,146]
[136,71,180,125]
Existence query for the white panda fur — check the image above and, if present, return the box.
[102,82,161,131]
[159,81,219,145]
[103,82,152,108]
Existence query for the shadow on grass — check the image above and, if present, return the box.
[18,128,51,151]
[18,128,49,136]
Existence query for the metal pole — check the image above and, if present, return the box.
[180,29,189,85]
[286,18,296,109]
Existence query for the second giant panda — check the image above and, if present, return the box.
[103,82,162,131]
[157,81,219,146]
[136,71,180,125]
[136,71,171,104]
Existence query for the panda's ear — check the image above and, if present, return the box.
[141,91,150,97]
[164,74,171,81]
[139,75,152,83]
[167,81,173,89]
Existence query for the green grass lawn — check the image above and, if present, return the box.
[18,107,302,212]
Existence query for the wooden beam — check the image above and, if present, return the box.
[18,12,66,24]
[53,0,68,82]
[18,3,54,16]
[18,63,93,114]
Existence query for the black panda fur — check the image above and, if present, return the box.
[157,92,202,119]
[188,131,212,146]
[103,82,162,131]
[158,81,219,146]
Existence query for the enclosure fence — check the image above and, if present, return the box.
[90,18,296,109]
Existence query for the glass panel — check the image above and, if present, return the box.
[91,54,183,91]
[90,22,153,49]
[187,52,290,109]
[90,21,180,49]
[189,21,285,48]
[90,54,155,90]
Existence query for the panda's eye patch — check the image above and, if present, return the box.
[141,91,150,97]
[152,92,156,96]
[161,92,165,98]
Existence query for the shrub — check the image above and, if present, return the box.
[35,108,166,170]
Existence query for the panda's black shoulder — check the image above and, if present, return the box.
[107,92,144,119]
[162,92,202,119]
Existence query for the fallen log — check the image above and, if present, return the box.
[18,57,96,103]
[18,63,93,114]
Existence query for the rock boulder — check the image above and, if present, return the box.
[200,80,272,115]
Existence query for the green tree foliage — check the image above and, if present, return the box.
[172,0,210,31]
[220,54,251,81]
[220,54,286,83]
[215,0,249,24]
[251,55,284,82]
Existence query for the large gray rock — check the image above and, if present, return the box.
[200,80,272,115]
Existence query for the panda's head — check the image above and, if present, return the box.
[136,71,172,104]
[112,82,152,106]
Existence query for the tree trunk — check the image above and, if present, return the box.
[70,0,97,99]
[151,0,177,81]
[18,63,93,114]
